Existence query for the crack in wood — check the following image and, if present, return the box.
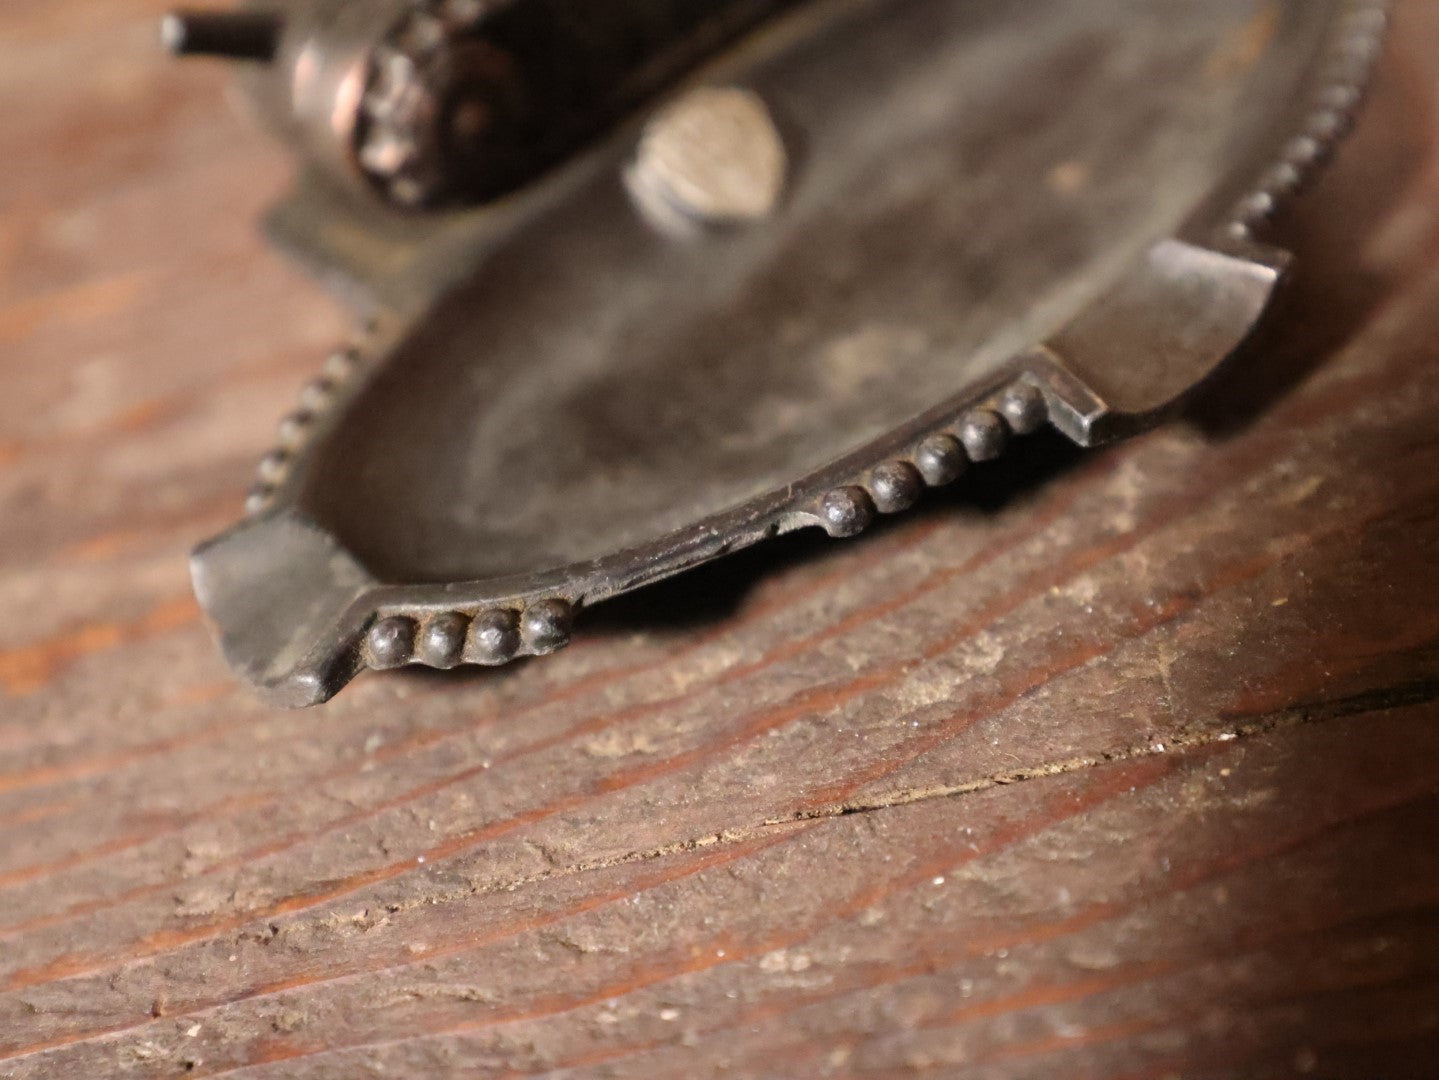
[371,675,1439,919]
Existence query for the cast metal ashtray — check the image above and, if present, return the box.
[174,0,1388,705]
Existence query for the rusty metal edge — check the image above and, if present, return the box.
[192,0,1389,707]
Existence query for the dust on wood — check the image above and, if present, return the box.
[0,1,1438,1077]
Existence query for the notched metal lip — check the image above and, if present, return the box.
[192,0,1389,707]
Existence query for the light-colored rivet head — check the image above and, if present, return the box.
[626,86,787,236]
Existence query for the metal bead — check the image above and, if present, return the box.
[1316,84,1360,114]
[1237,191,1276,226]
[299,378,334,412]
[999,382,1048,435]
[1305,109,1346,142]
[440,0,489,25]
[256,450,289,484]
[368,616,416,669]
[869,461,923,514]
[418,612,469,669]
[399,12,447,55]
[467,609,521,665]
[361,128,418,174]
[819,486,875,538]
[322,349,359,381]
[1261,161,1303,196]
[522,599,574,655]
[388,176,428,208]
[1283,134,1324,168]
[959,409,1008,462]
[1343,5,1387,36]
[161,11,282,61]
[914,433,967,487]
[244,485,274,516]
[275,411,313,447]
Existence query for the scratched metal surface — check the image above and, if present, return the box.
[297,0,1313,582]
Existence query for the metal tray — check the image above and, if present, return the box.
[189,0,1387,705]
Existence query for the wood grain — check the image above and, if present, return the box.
[1,1,1438,1077]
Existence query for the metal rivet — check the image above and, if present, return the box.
[275,411,313,447]
[256,450,289,484]
[418,612,469,669]
[299,378,334,412]
[467,609,521,665]
[322,349,359,381]
[522,599,573,655]
[368,616,416,669]
[626,86,787,235]
[959,409,1008,462]
[1261,161,1303,196]
[1238,190,1276,226]
[399,12,447,55]
[388,175,428,208]
[1316,84,1360,114]
[440,0,488,24]
[870,461,923,514]
[999,383,1048,435]
[1284,134,1324,168]
[243,485,274,516]
[819,486,875,538]
[914,434,967,487]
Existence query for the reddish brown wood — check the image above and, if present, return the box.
[1,2,1438,1077]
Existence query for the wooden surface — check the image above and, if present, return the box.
[2,2,1439,1077]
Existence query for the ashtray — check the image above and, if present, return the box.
[173,0,1387,704]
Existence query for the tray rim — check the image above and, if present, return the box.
[192,0,1391,706]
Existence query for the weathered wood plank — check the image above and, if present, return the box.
[0,1,1436,1077]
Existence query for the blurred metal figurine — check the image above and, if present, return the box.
[164,0,798,206]
[170,0,1388,706]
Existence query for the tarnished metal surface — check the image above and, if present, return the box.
[179,0,1387,705]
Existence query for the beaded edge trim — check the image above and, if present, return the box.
[235,0,1389,678]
